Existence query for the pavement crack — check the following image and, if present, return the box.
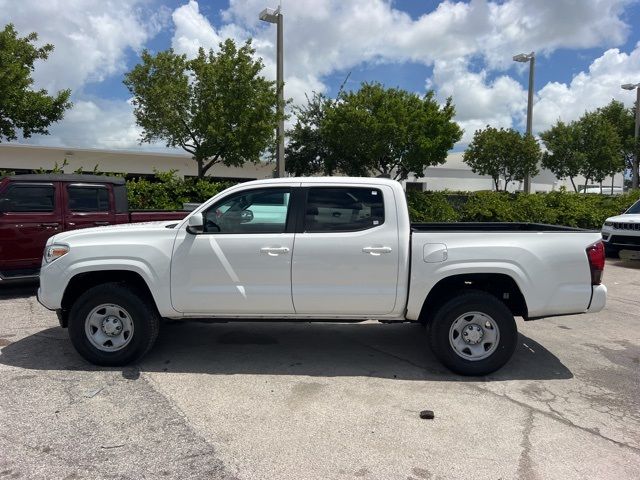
[516,410,538,480]
[471,384,640,454]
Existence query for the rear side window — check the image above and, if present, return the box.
[67,186,110,212]
[3,184,55,212]
[305,187,384,232]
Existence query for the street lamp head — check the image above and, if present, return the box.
[259,7,279,23]
[621,83,640,90]
[513,52,534,62]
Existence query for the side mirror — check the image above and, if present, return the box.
[186,212,204,234]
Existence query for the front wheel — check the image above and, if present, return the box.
[68,282,160,366]
[428,291,518,376]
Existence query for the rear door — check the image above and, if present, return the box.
[291,184,400,315]
[0,182,61,275]
[63,183,115,230]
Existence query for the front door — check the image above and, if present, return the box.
[171,187,295,315]
[0,182,61,276]
[291,184,400,315]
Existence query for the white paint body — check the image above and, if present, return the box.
[38,177,606,320]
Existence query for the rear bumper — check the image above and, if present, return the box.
[587,284,607,313]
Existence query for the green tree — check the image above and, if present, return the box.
[597,99,636,174]
[540,121,583,191]
[285,92,333,176]
[0,24,71,142]
[124,39,281,178]
[289,82,462,180]
[576,111,623,188]
[463,126,540,191]
[542,103,629,192]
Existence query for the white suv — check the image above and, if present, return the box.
[601,199,640,259]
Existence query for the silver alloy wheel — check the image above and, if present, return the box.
[84,303,134,352]
[449,311,500,361]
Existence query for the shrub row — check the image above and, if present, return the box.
[125,171,640,230]
[406,189,640,229]
[126,171,232,210]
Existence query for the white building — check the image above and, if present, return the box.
[0,143,625,193]
[0,143,273,181]
[409,152,624,193]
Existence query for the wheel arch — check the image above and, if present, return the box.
[59,270,157,328]
[418,273,528,325]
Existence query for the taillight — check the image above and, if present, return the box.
[586,241,605,285]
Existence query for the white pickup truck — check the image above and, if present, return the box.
[37,177,607,375]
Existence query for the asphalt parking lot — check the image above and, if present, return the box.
[1,260,639,480]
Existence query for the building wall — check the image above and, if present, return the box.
[0,143,626,192]
[0,143,274,180]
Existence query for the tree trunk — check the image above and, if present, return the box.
[196,158,204,179]
[569,176,577,192]
[493,177,500,191]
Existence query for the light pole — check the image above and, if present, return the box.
[259,6,285,178]
[513,52,535,193]
[622,82,640,189]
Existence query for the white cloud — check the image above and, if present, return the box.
[0,0,170,93]
[26,99,141,150]
[534,43,640,133]
[432,58,527,142]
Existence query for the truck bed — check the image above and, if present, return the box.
[411,222,588,232]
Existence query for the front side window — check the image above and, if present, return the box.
[67,186,110,212]
[203,188,291,234]
[305,187,385,232]
[3,184,55,212]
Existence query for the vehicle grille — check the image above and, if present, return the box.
[609,235,640,246]
[611,222,640,231]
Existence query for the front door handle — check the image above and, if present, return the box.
[39,223,60,228]
[362,246,392,255]
[260,246,290,256]
[94,221,110,226]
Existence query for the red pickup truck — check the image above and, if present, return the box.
[0,174,188,280]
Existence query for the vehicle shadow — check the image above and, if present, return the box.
[0,280,39,300]
[0,321,572,381]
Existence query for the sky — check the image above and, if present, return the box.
[1,0,640,152]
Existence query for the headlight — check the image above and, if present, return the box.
[603,221,613,227]
[44,244,69,263]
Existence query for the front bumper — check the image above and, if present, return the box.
[602,231,640,251]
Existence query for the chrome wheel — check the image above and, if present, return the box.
[449,311,500,361]
[84,304,134,352]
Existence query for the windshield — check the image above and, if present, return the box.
[626,200,640,214]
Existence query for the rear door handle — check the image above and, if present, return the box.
[39,223,60,228]
[362,246,392,255]
[260,246,290,256]
[94,221,110,226]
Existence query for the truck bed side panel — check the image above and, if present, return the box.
[407,231,601,320]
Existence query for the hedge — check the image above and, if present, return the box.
[126,171,640,230]
[407,189,640,229]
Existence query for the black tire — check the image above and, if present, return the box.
[428,291,517,376]
[68,282,160,366]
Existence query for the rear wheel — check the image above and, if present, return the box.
[68,282,160,366]
[428,291,517,376]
